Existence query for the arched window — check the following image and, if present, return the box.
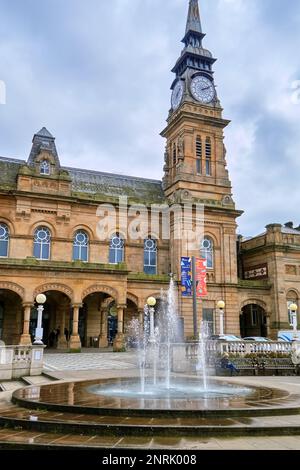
[205,137,212,176]
[173,144,177,166]
[0,223,9,257]
[196,136,202,174]
[201,237,214,269]
[40,160,50,175]
[33,226,51,260]
[109,233,124,264]
[73,230,89,262]
[144,237,157,275]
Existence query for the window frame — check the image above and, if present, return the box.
[109,233,125,265]
[33,226,51,260]
[201,237,214,270]
[40,160,51,176]
[0,223,9,258]
[73,230,89,262]
[144,237,157,275]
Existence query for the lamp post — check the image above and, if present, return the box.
[217,300,225,336]
[147,297,157,343]
[290,303,298,340]
[34,294,46,345]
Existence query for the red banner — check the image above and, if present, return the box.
[195,258,207,297]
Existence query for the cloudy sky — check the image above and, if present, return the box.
[0,0,300,236]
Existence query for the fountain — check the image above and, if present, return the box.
[88,277,255,404]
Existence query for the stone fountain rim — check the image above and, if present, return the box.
[12,377,300,419]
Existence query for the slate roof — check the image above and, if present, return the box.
[0,156,165,203]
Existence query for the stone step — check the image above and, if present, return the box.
[21,375,57,386]
[0,403,300,437]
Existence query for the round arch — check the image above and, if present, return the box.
[69,225,95,241]
[0,218,16,236]
[33,283,74,302]
[29,221,57,238]
[81,284,118,302]
[201,232,219,248]
[241,299,267,311]
[286,289,299,300]
[0,281,24,300]
[127,292,139,308]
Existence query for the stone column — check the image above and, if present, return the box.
[69,304,82,350]
[99,308,108,348]
[19,303,33,345]
[57,301,68,349]
[138,309,144,326]
[113,304,126,351]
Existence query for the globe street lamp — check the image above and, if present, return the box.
[147,297,157,343]
[34,294,46,345]
[290,303,298,340]
[217,300,225,336]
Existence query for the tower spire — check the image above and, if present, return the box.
[185,0,202,35]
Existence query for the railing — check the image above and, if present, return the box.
[170,340,295,374]
[0,345,44,380]
[183,340,292,359]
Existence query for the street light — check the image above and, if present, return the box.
[217,300,225,336]
[34,294,46,345]
[290,303,298,340]
[147,297,157,343]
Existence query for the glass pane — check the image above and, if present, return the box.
[81,246,88,261]
[206,252,213,268]
[33,242,41,259]
[0,240,8,257]
[116,248,123,263]
[150,251,156,266]
[144,265,156,275]
[196,159,201,174]
[73,245,80,260]
[41,243,50,260]
[109,248,115,264]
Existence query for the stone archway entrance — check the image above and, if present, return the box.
[31,290,72,348]
[0,289,23,345]
[240,304,268,338]
[80,292,119,348]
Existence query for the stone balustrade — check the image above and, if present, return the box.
[171,340,293,373]
[0,345,44,380]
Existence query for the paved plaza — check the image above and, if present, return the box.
[43,350,138,373]
[1,351,300,449]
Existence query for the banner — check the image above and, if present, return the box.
[181,257,192,297]
[195,258,207,297]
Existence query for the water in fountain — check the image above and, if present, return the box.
[197,321,210,391]
[127,277,180,394]
[164,276,179,389]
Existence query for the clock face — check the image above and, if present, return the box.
[190,76,215,104]
[171,81,184,110]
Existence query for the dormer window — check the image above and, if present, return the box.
[40,160,50,175]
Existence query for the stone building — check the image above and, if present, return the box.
[0,1,298,349]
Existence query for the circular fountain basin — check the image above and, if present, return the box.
[12,376,293,417]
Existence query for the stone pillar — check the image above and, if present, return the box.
[99,308,108,348]
[69,304,82,350]
[19,303,33,345]
[57,301,68,349]
[138,309,144,327]
[113,304,126,351]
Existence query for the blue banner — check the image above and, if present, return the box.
[181,257,192,297]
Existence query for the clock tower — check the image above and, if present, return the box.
[161,0,243,336]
